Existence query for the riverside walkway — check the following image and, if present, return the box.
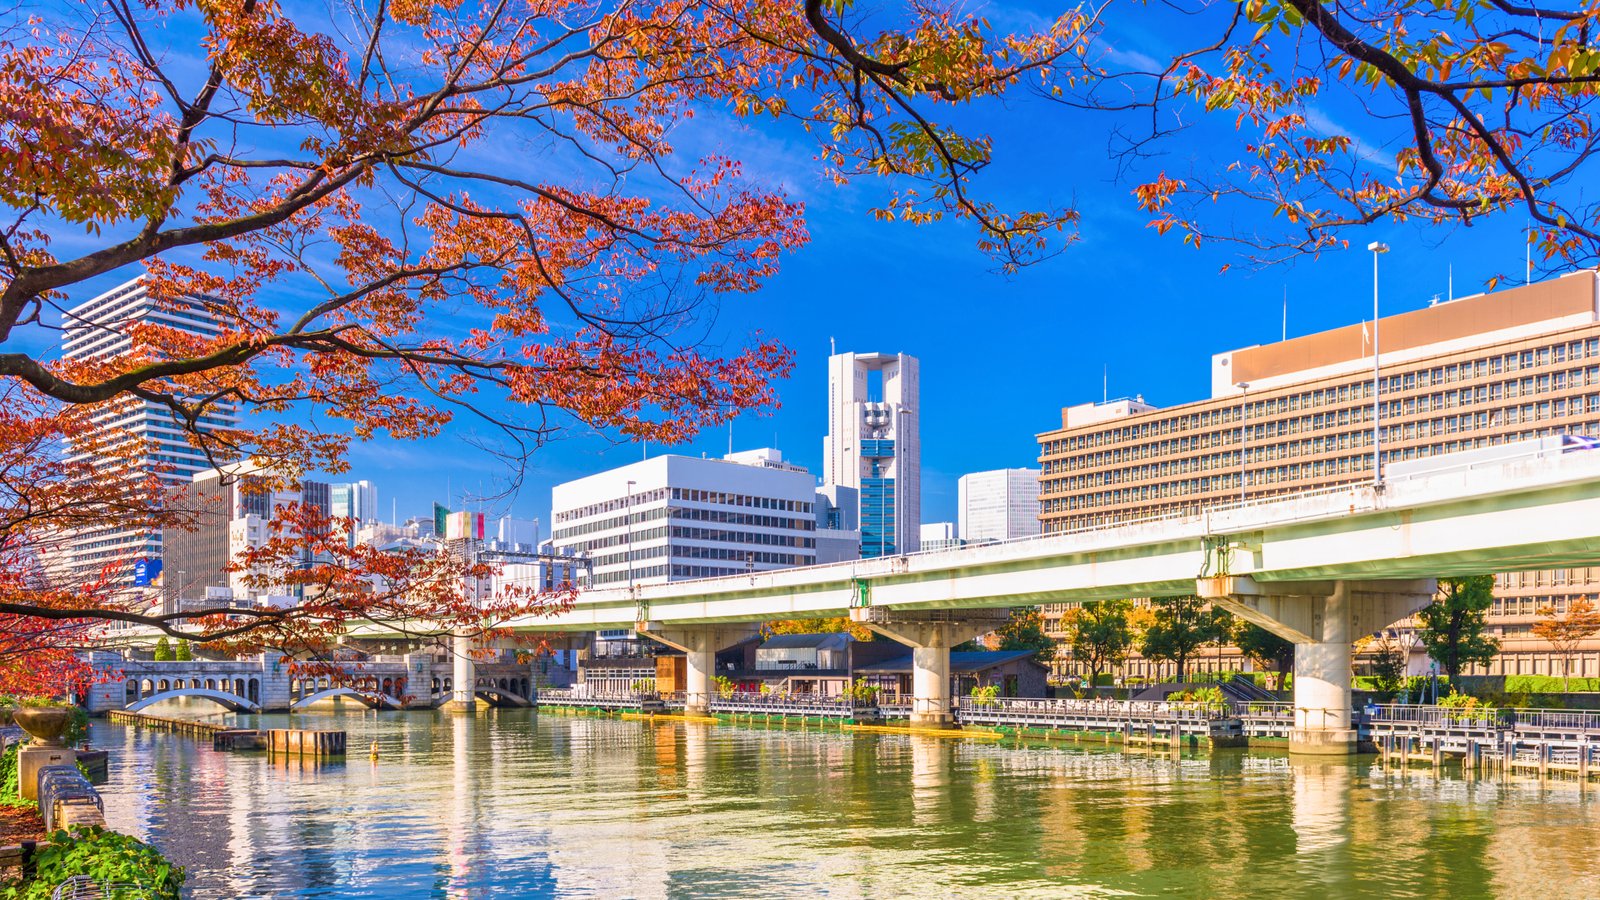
[534,690,1600,766]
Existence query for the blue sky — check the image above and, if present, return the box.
[364,96,1546,532]
[36,1,1565,534]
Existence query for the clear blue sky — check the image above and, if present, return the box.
[41,4,1560,533]
[357,94,1545,532]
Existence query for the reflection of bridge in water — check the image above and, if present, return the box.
[83,650,541,714]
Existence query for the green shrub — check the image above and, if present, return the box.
[1437,691,1498,724]
[1166,686,1228,711]
[970,684,1000,707]
[1504,675,1600,694]
[0,743,27,808]
[710,675,736,699]
[844,678,880,704]
[152,638,173,662]
[5,825,183,900]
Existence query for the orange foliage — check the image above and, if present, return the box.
[0,1,1078,661]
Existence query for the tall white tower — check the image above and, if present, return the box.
[823,351,920,557]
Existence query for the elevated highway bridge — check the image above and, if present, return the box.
[478,442,1600,752]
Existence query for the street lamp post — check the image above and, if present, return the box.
[1368,241,1390,485]
[1234,382,1249,502]
[625,479,637,590]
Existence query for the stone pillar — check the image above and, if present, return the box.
[258,652,293,712]
[636,624,759,718]
[82,651,126,716]
[911,645,951,727]
[849,609,1006,729]
[684,644,715,717]
[443,633,479,713]
[1291,581,1355,755]
[403,651,433,708]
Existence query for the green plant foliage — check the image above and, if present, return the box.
[710,675,736,699]
[0,742,29,808]
[1415,576,1500,680]
[994,609,1057,664]
[4,825,184,900]
[1234,626,1294,681]
[1437,691,1499,725]
[1504,675,1600,694]
[970,684,1000,707]
[844,678,879,704]
[152,638,174,662]
[173,641,193,662]
[1165,685,1228,712]
[1060,600,1132,687]
[1140,596,1226,682]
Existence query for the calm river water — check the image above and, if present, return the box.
[94,702,1600,898]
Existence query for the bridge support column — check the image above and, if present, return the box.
[850,608,1009,728]
[443,633,480,713]
[637,624,758,717]
[1291,581,1355,755]
[1199,575,1436,756]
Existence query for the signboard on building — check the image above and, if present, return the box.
[131,557,162,586]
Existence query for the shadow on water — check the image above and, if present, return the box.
[92,703,1600,898]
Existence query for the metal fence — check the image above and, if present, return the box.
[709,692,858,717]
[954,696,1232,731]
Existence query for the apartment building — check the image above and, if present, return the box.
[1037,270,1600,679]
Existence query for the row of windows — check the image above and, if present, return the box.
[1048,396,1600,494]
[554,487,670,525]
[552,506,670,540]
[671,487,813,514]
[1045,364,1600,477]
[1040,334,1600,458]
[1041,426,1596,527]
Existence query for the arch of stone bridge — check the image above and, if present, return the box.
[126,688,260,713]
[291,687,404,710]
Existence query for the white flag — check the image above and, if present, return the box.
[1362,319,1370,350]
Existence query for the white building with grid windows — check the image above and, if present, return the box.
[958,468,1041,543]
[550,449,819,588]
[58,275,240,589]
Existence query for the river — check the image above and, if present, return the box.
[94,701,1600,898]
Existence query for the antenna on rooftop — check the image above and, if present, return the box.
[830,336,836,356]
[1429,294,1441,307]
[1449,264,1454,303]
[1102,365,1108,404]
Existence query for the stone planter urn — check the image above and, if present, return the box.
[14,707,72,747]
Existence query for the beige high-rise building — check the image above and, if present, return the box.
[1037,269,1600,679]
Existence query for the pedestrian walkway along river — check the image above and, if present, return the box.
[97,701,1600,898]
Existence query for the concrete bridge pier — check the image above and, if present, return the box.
[851,608,1008,728]
[1200,575,1435,755]
[638,624,758,717]
[443,633,481,713]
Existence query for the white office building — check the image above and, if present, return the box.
[958,468,1041,543]
[58,275,240,587]
[551,449,819,588]
[919,522,963,552]
[823,351,920,557]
